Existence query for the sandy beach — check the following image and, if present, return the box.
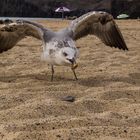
[0,19,140,140]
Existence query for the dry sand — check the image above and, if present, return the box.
[0,19,140,140]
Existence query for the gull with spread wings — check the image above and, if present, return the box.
[0,11,128,81]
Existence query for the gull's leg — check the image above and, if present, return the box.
[51,65,54,81]
[71,68,78,80]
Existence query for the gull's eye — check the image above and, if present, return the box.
[63,52,68,57]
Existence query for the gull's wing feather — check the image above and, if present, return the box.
[0,19,53,53]
[69,11,128,50]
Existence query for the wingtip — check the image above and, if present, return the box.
[123,44,129,51]
[126,47,129,51]
[122,46,129,51]
[0,19,13,25]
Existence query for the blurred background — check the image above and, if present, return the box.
[0,0,140,19]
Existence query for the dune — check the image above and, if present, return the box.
[0,19,140,140]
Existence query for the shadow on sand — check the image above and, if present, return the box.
[0,72,139,87]
[78,72,140,87]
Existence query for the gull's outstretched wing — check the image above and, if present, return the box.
[0,19,53,53]
[69,11,128,50]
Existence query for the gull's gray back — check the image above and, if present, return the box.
[54,28,73,41]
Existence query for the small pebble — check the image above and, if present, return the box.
[61,96,75,102]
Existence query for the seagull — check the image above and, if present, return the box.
[0,11,128,81]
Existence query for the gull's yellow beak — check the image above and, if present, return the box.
[71,63,78,70]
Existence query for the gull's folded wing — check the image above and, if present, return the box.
[69,11,128,50]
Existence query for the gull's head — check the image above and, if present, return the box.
[60,47,78,65]
[52,39,79,66]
